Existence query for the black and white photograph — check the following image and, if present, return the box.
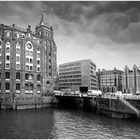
[0,1,140,139]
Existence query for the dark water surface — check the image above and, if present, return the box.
[0,107,140,139]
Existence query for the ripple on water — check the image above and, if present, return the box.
[0,108,140,139]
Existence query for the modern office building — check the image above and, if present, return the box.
[122,65,140,93]
[96,68,123,93]
[59,59,97,91]
[0,11,57,108]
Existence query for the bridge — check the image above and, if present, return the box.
[54,92,140,120]
[54,93,98,109]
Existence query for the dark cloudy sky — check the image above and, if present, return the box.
[0,1,140,70]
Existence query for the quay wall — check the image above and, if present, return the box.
[96,97,139,119]
[1,95,58,110]
[126,99,140,110]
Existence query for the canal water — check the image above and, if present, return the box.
[0,107,140,139]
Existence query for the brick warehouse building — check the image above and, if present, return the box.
[0,11,57,109]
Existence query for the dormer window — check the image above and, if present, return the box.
[6,32,10,37]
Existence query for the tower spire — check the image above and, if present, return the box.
[38,10,50,27]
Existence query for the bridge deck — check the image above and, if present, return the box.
[54,94,95,99]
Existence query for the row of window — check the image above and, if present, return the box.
[59,63,81,68]
[59,67,81,72]
[0,82,41,91]
[59,71,81,75]
[25,65,41,72]
[0,72,41,81]
[59,74,81,79]
[59,79,81,82]
[90,78,97,83]
[60,83,81,86]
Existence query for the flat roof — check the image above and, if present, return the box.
[59,59,96,67]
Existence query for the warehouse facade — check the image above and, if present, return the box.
[0,11,57,109]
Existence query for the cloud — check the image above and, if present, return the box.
[0,1,140,69]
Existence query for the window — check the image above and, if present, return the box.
[37,60,40,65]
[49,59,51,63]
[6,55,10,61]
[37,67,40,72]
[6,47,10,53]
[0,73,1,79]
[0,48,2,53]
[0,83,1,90]
[46,81,50,84]
[49,66,51,69]
[5,63,10,68]
[25,73,29,80]
[25,83,28,90]
[30,84,33,90]
[49,52,51,56]
[16,56,20,62]
[5,83,10,90]
[26,43,33,50]
[26,65,29,71]
[26,58,29,63]
[16,48,20,54]
[37,53,40,58]
[16,33,20,38]
[16,72,20,79]
[16,64,20,70]
[30,66,33,71]
[29,51,33,57]
[37,75,41,81]
[49,72,51,76]
[6,32,10,37]
[16,83,20,90]
[26,50,29,56]
[5,72,10,79]
[28,74,33,80]
[37,85,41,91]
[37,48,40,51]
[30,59,33,63]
